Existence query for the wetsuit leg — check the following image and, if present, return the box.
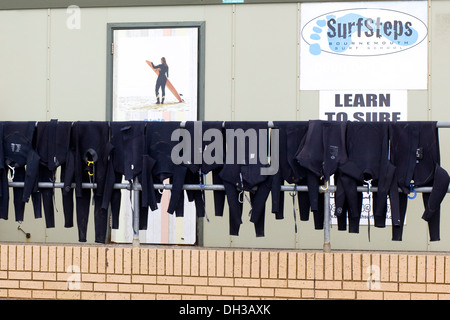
[39,166,55,228]
[184,170,205,218]
[421,164,450,223]
[348,189,363,234]
[11,155,41,223]
[75,186,91,242]
[421,164,450,241]
[75,192,90,242]
[298,177,311,222]
[32,192,42,220]
[161,79,166,103]
[139,205,149,230]
[374,158,397,228]
[304,170,325,229]
[94,194,108,243]
[61,161,74,228]
[270,171,284,219]
[12,167,26,222]
[313,193,325,230]
[100,150,122,229]
[392,193,408,241]
[223,180,243,236]
[25,152,42,221]
[423,192,441,242]
[372,182,387,228]
[249,176,272,237]
[110,172,123,229]
[168,165,188,217]
[0,170,8,220]
[339,174,363,234]
[155,81,161,98]
[141,155,157,212]
[139,174,149,231]
[175,190,185,219]
[212,169,226,217]
[336,200,349,231]
[335,171,349,231]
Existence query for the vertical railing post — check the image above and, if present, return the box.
[323,188,332,253]
[132,177,140,247]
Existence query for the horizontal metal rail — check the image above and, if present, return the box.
[5,120,450,250]
[7,182,444,193]
[6,180,446,251]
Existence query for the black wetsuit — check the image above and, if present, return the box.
[219,121,272,237]
[64,121,113,243]
[182,121,226,218]
[2,121,41,222]
[0,123,6,220]
[295,120,348,230]
[335,122,396,236]
[35,120,72,228]
[142,121,187,219]
[389,121,450,241]
[102,121,147,230]
[271,121,311,230]
[152,63,169,103]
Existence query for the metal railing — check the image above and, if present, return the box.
[5,121,450,251]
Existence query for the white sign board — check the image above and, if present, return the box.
[300,1,428,90]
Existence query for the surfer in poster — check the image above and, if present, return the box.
[151,57,169,104]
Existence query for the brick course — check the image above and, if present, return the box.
[0,244,448,300]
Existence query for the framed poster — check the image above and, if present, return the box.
[106,22,205,245]
[107,22,204,122]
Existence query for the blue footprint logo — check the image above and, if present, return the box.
[308,16,332,55]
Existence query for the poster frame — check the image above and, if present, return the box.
[105,21,206,122]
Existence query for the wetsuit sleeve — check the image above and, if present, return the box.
[270,171,284,219]
[422,164,450,222]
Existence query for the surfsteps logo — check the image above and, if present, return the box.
[301,8,428,57]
